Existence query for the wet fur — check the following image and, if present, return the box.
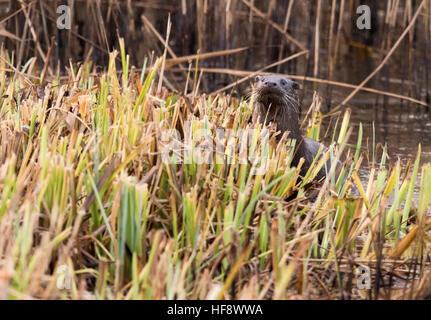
[252,75,330,180]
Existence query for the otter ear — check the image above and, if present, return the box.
[255,76,261,83]
[291,81,300,90]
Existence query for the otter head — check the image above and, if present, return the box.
[254,75,300,111]
[253,74,301,138]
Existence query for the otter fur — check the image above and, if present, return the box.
[252,74,333,181]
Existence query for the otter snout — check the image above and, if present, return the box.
[264,81,278,88]
[254,74,300,107]
[254,75,300,94]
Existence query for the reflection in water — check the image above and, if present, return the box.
[344,100,431,166]
[301,91,431,167]
[294,44,431,167]
[302,96,431,200]
[349,100,431,201]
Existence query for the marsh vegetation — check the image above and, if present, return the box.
[0,0,430,300]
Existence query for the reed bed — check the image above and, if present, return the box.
[0,45,431,300]
[1,0,430,106]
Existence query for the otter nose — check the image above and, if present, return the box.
[265,81,277,88]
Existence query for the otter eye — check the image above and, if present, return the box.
[291,81,300,90]
[280,79,287,86]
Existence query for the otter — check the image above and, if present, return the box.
[252,74,333,181]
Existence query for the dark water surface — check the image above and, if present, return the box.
[347,100,431,166]
[303,94,431,200]
[308,96,431,166]
[297,49,431,169]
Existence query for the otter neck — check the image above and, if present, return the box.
[257,101,303,143]
[256,99,308,171]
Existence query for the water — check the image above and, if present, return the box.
[296,48,431,169]
[348,100,431,166]
[304,95,431,201]
[298,75,431,201]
